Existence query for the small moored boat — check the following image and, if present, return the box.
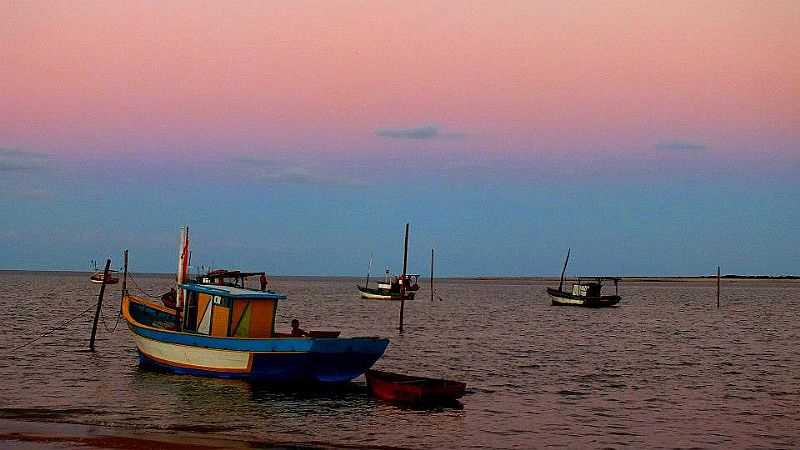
[545,248,621,307]
[90,272,119,284]
[89,261,119,284]
[357,224,419,301]
[122,227,389,383]
[358,270,420,300]
[365,370,466,403]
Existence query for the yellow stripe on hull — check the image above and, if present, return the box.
[133,333,253,373]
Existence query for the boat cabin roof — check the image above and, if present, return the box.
[180,283,286,300]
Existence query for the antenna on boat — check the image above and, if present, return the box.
[399,223,409,333]
[559,248,571,292]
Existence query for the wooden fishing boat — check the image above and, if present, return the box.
[357,225,419,301]
[357,271,420,300]
[365,370,466,403]
[121,227,389,383]
[546,248,621,307]
[90,272,119,284]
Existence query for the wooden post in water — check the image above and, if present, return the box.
[121,249,128,299]
[399,223,409,333]
[716,266,720,308]
[430,248,434,302]
[89,258,111,351]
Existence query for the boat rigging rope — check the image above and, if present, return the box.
[126,272,162,298]
[99,303,123,333]
[1,301,98,356]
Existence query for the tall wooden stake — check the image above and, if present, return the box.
[716,266,720,308]
[430,248,434,302]
[399,223,409,333]
[89,258,111,351]
[121,249,128,300]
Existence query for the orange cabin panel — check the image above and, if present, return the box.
[248,300,277,338]
[211,305,230,337]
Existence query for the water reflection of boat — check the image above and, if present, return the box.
[546,249,621,307]
[366,370,466,403]
[122,227,389,383]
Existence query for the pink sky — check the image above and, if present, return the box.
[2,1,798,162]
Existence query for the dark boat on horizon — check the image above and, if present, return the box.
[546,248,621,307]
[357,224,419,301]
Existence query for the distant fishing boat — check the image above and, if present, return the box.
[89,260,119,284]
[122,227,389,383]
[357,225,419,301]
[358,270,420,300]
[545,248,621,307]
[366,370,466,403]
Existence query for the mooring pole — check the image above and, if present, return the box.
[90,258,111,351]
[716,266,720,308]
[399,223,409,333]
[430,248,434,302]
[121,249,128,299]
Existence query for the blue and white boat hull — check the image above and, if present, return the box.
[123,296,389,383]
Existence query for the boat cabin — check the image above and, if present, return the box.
[570,277,621,297]
[571,283,602,297]
[376,272,420,291]
[197,270,268,289]
[179,283,286,338]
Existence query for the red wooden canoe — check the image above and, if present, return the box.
[365,370,466,403]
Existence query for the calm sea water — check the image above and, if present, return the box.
[0,272,798,449]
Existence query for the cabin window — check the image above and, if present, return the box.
[183,291,199,332]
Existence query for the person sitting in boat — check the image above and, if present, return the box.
[290,319,307,337]
[259,273,268,291]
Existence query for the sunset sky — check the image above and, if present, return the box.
[1,1,798,275]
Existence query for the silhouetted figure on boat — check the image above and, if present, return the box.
[290,319,307,337]
[260,273,268,291]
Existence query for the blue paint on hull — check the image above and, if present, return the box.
[137,348,385,383]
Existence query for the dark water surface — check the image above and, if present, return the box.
[1,272,798,449]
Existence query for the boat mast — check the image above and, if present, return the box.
[558,248,571,292]
[176,226,189,327]
[365,253,373,289]
[399,223,409,332]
